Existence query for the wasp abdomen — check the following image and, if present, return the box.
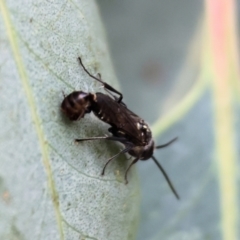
[61,91,94,121]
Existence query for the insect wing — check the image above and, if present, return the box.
[95,93,145,145]
[115,104,145,145]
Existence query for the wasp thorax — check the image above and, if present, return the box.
[61,91,94,121]
[128,139,155,160]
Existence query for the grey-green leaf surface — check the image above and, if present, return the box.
[0,1,140,239]
[97,1,240,240]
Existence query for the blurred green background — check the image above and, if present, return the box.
[97,1,240,240]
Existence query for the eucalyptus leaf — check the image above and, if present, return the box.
[0,1,140,239]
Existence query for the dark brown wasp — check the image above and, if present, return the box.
[61,57,179,199]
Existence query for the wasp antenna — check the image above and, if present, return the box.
[151,156,180,200]
[155,137,178,149]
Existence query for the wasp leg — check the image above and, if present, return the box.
[97,73,119,101]
[61,90,66,98]
[75,136,127,143]
[155,137,178,149]
[78,57,123,103]
[101,146,132,176]
[124,158,139,184]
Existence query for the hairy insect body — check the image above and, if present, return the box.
[92,93,155,160]
[62,91,155,160]
[61,57,179,199]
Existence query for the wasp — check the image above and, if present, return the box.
[61,57,179,199]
